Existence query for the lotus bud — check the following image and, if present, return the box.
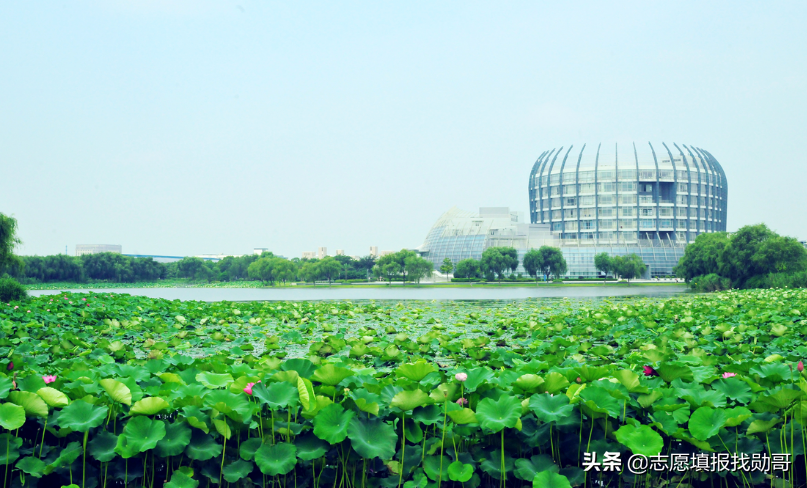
[799,361,804,373]
[455,373,468,382]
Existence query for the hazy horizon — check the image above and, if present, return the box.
[2,1,806,258]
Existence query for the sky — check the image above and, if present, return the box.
[2,1,806,258]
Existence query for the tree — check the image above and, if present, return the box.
[537,246,567,281]
[272,259,298,286]
[0,213,21,273]
[480,248,505,280]
[373,261,401,284]
[499,247,520,278]
[406,256,434,284]
[299,261,320,283]
[522,249,542,283]
[594,252,612,283]
[752,235,807,274]
[439,258,454,281]
[248,257,276,284]
[454,259,480,279]
[318,257,342,284]
[673,233,730,282]
[612,254,646,284]
[355,255,376,280]
[718,224,775,287]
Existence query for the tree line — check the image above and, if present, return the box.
[674,224,807,291]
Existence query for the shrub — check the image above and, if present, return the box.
[0,276,27,302]
[691,273,731,292]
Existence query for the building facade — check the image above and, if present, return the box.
[529,142,727,244]
[75,244,122,256]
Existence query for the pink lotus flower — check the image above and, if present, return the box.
[456,397,468,406]
[722,372,736,379]
[799,361,804,373]
[13,306,18,310]
[43,375,57,384]
[455,373,468,382]
[576,377,582,383]
[6,362,13,371]
[643,365,658,377]
[244,382,256,395]
[82,298,86,301]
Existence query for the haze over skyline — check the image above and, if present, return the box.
[2,1,806,258]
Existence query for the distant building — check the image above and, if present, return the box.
[369,246,378,257]
[318,247,327,258]
[302,252,316,259]
[75,244,122,256]
[336,249,345,256]
[379,250,395,257]
[254,248,270,255]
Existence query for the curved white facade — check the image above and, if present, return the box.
[529,143,727,243]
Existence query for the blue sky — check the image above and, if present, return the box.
[2,1,805,257]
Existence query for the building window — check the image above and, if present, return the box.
[640,219,656,229]
[579,196,595,206]
[565,197,576,206]
[563,184,576,195]
[598,208,614,218]
[620,207,636,217]
[619,182,637,192]
[579,183,595,194]
[597,182,616,193]
[598,170,615,181]
[598,195,615,205]
[619,194,637,205]
[619,169,637,180]
[640,208,656,217]
[639,170,656,180]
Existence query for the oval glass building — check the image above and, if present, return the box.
[529,143,727,244]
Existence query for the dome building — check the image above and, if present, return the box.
[528,142,727,244]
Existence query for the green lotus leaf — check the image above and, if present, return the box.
[747,418,780,435]
[0,403,25,431]
[156,421,192,457]
[282,358,317,378]
[711,378,753,404]
[100,378,132,406]
[15,456,45,477]
[195,372,234,389]
[213,418,231,439]
[165,470,199,488]
[579,385,622,419]
[476,395,521,432]
[724,407,753,428]
[347,416,398,460]
[529,393,574,423]
[655,363,694,383]
[533,471,572,488]
[514,374,545,393]
[479,449,514,480]
[352,389,380,416]
[8,391,48,418]
[57,400,108,432]
[253,382,298,410]
[423,455,450,481]
[255,442,297,476]
[395,362,436,382]
[297,376,316,412]
[222,459,254,482]
[462,368,494,391]
[43,441,81,473]
[0,434,22,465]
[390,389,432,411]
[295,433,329,461]
[448,461,473,482]
[540,372,570,395]
[614,424,663,456]
[613,370,647,393]
[88,430,118,462]
[121,416,166,452]
[239,437,262,461]
[0,378,11,400]
[688,406,728,441]
[311,364,354,386]
[131,397,169,415]
[514,454,558,481]
[185,431,222,461]
[412,405,442,425]
[36,387,69,408]
[181,406,209,434]
[447,408,478,424]
[313,403,355,444]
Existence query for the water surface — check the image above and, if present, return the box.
[30,285,687,301]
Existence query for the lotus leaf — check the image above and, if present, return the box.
[347,416,398,460]
[532,471,572,488]
[36,387,69,408]
[8,391,48,418]
[475,395,521,432]
[57,400,108,432]
[688,406,728,440]
[100,378,132,405]
[131,396,169,415]
[311,364,354,386]
[313,403,355,444]
[255,442,297,475]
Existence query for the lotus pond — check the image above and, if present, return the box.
[0,289,807,488]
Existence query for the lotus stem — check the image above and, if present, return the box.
[38,417,48,458]
[438,395,447,488]
[82,429,88,488]
[397,412,405,488]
